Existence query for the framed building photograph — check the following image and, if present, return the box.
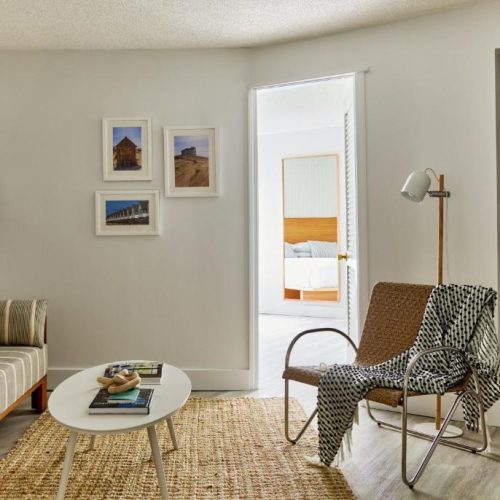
[95,190,160,236]
[102,117,152,181]
[164,126,220,197]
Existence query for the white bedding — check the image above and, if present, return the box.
[284,241,337,259]
[284,258,338,290]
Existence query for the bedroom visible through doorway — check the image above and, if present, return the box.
[255,75,360,396]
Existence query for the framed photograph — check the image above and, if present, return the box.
[102,117,152,181]
[164,126,220,197]
[95,190,160,236]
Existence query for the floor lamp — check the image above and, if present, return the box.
[401,169,463,438]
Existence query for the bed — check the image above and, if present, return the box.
[285,257,338,289]
[283,217,339,302]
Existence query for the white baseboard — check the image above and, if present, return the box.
[48,367,252,391]
[48,369,76,389]
[185,369,251,390]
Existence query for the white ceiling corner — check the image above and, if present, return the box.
[0,0,492,50]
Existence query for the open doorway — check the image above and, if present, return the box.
[251,74,366,399]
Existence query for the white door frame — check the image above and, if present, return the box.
[352,72,370,342]
[248,72,369,389]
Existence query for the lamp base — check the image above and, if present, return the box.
[413,422,463,438]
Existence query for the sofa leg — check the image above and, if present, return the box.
[32,375,47,413]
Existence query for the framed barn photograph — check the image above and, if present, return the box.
[102,117,152,181]
[164,126,220,197]
[95,190,160,236]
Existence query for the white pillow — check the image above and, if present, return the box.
[292,241,311,253]
[284,242,296,258]
[308,241,337,258]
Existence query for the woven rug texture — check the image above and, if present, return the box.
[0,397,354,499]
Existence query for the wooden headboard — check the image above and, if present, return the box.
[284,217,337,244]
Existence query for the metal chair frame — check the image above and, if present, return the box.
[284,328,489,488]
[284,328,357,444]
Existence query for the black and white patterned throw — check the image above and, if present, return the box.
[317,284,500,466]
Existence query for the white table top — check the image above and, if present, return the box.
[48,362,191,434]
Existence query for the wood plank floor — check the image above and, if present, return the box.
[1,314,499,499]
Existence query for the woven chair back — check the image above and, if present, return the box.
[355,282,434,366]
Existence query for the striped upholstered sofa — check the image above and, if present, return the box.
[0,300,48,421]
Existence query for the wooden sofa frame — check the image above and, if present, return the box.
[0,319,48,422]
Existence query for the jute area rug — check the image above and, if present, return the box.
[0,397,354,499]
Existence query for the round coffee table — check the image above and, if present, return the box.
[48,362,191,500]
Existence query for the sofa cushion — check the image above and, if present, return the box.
[0,300,47,347]
[0,345,48,414]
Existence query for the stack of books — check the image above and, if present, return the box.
[88,361,164,415]
[104,361,164,385]
[89,387,154,414]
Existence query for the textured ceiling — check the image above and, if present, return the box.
[0,0,491,49]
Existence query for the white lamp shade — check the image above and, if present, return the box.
[401,171,431,202]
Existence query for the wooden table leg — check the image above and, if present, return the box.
[147,425,168,499]
[166,416,178,450]
[56,430,78,500]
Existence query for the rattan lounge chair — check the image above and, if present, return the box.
[282,282,488,488]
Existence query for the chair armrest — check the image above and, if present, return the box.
[285,328,358,369]
[403,346,475,396]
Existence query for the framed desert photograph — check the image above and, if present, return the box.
[164,126,220,197]
[102,117,152,181]
[95,190,160,236]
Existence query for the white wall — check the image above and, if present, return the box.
[0,50,250,389]
[252,1,500,423]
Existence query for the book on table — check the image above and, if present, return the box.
[89,388,154,414]
[107,387,140,404]
[104,361,164,384]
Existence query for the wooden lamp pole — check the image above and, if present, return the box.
[435,174,445,430]
[430,174,462,436]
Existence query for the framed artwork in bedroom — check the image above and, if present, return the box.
[102,117,152,181]
[95,190,160,236]
[164,126,220,197]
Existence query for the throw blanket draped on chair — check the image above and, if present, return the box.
[318,284,500,466]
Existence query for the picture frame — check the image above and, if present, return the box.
[95,190,160,236]
[164,126,220,197]
[102,117,152,181]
